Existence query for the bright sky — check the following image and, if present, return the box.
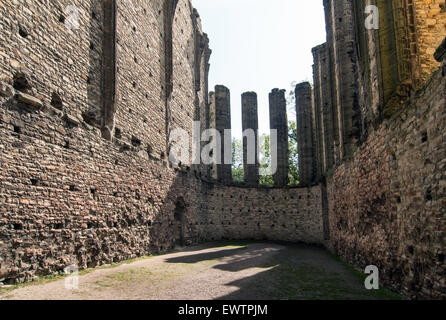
[192,0,327,139]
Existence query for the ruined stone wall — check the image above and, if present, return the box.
[326,66,445,299]
[115,0,166,158]
[411,0,446,82]
[197,185,324,245]
[0,94,209,283]
[0,0,103,126]
[310,1,446,299]
[0,0,212,284]
[171,0,196,160]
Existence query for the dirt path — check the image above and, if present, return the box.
[0,242,400,300]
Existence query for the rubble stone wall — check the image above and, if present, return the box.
[327,68,446,299]
[197,185,324,245]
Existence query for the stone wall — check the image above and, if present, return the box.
[115,0,166,158]
[412,0,446,83]
[305,1,446,299]
[197,185,324,245]
[0,0,103,126]
[0,0,213,284]
[0,94,207,283]
[326,59,446,300]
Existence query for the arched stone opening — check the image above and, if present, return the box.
[173,197,186,246]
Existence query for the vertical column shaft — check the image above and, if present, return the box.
[242,92,259,187]
[208,92,217,179]
[323,0,362,160]
[269,89,289,187]
[313,43,335,174]
[215,85,232,184]
[295,82,316,186]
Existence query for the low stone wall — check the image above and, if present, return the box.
[326,69,446,299]
[197,185,324,245]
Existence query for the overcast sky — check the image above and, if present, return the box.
[192,0,326,138]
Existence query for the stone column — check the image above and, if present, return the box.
[295,82,315,186]
[269,89,289,187]
[214,85,232,184]
[242,92,259,187]
[323,0,362,160]
[208,91,217,179]
[312,43,335,174]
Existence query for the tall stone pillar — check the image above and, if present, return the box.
[312,43,335,174]
[214,85,232,184]
[208,91,217,179]
[295,82,316,187]
[242,92,259,187]
[269,89,289,187]
[323,0,362,160]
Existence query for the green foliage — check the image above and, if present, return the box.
[259,134,274,187]
[231,79,301,187]
[288,120,299,186]
[232,138,244,183]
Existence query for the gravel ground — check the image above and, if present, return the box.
[0,242,400,300]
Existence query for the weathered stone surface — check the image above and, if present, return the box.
[0,0,444,301]
[295,82,316,187]
[269,89,289,187]
[0,83,15,98]
[15,92,43,109]
[64,113,81,126]
[212,85,232,185]
[242,92,259,187]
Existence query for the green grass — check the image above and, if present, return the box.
[106,268,154,282]
[0,255,157,296]
[326,251,403,300]
[0,241,248,296]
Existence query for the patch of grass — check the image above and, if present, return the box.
[270,263,356,300]
[326,251,403,300]
[0,271,70,296]
[93,280,113,289]
[106,268,154,282]
[0,255,158,296]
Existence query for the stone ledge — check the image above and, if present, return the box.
[63,113,81,126]
[14,91,43,109]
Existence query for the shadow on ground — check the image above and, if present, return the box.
[166,242,401,300]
